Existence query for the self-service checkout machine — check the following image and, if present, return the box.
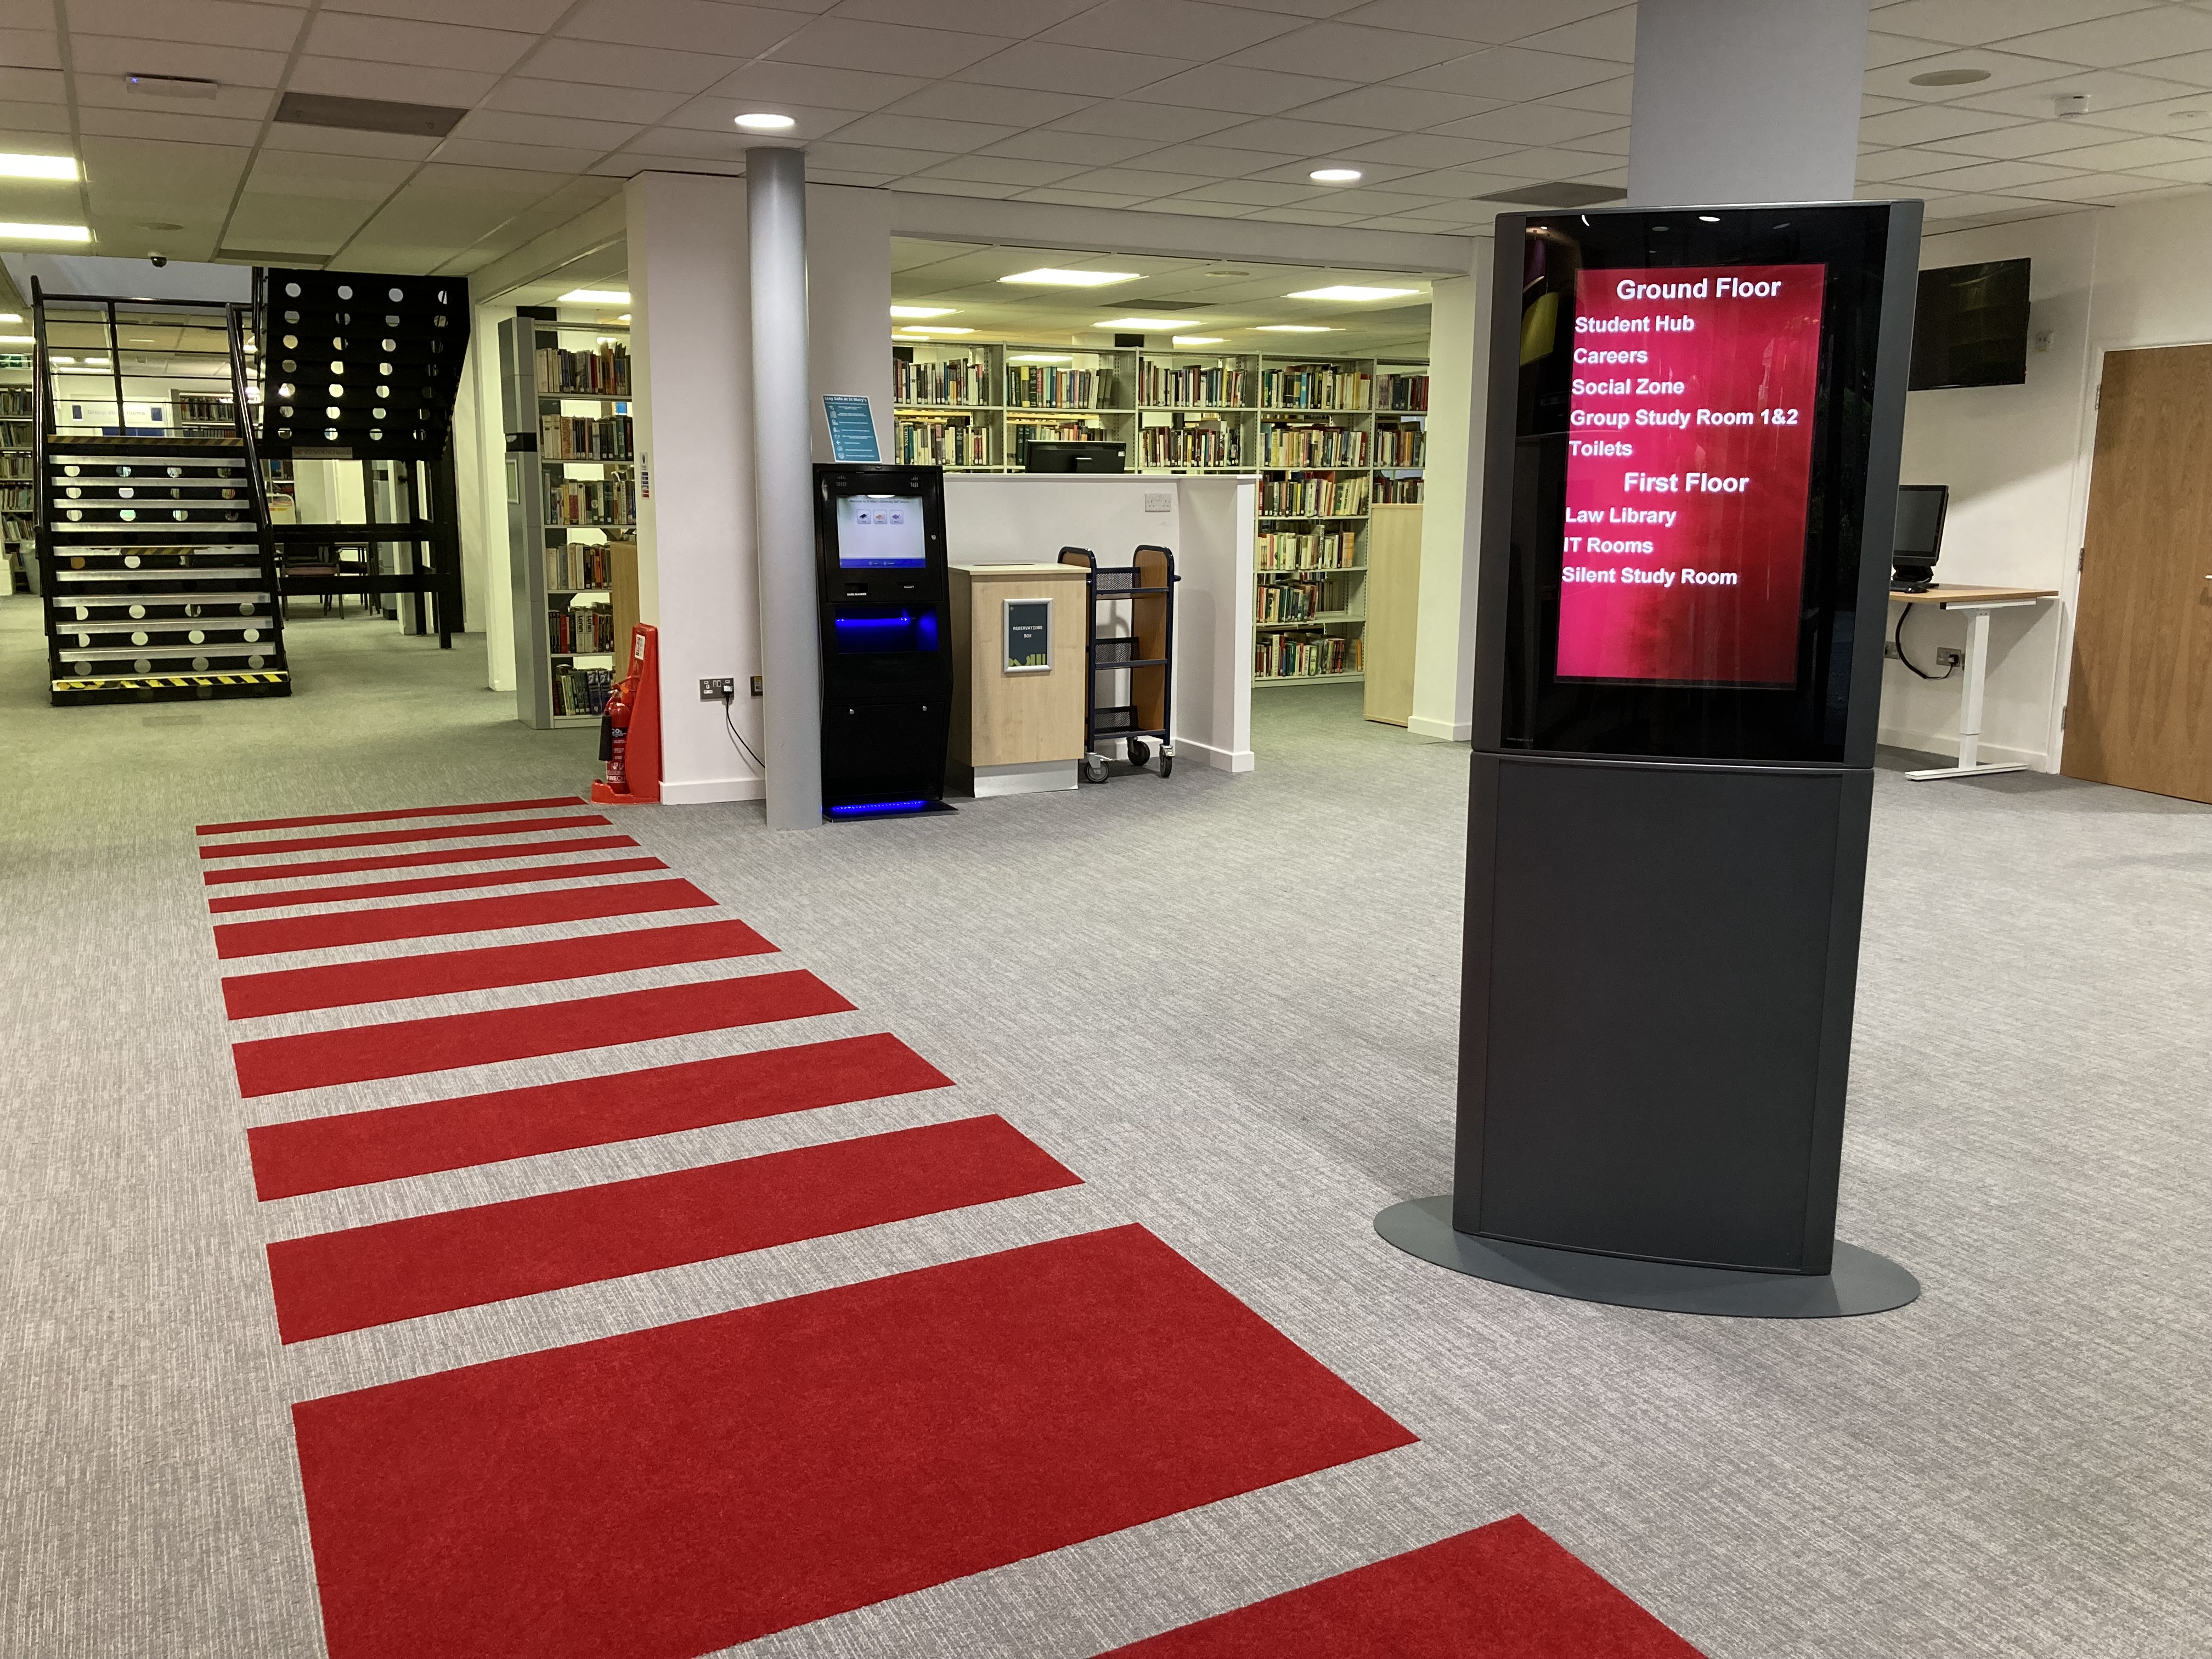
[811,462,957,817]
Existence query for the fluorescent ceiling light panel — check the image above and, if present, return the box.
[735,112,795,130]
[0,222,91,242]
[1098,318,1197,330]
[0,153,77,180]
[889,306,956,318]
[1172,336,1226,346]
[898,326,973,335]
[1308,168,1362,183]
[1255,325,1337,333]
[0,334,32,344]
[1001,268,1137,287]
[1286,285,1417,302]
[559,289,630,304]
[0,313,20,323]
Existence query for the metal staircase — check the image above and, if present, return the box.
[32,284,289,706]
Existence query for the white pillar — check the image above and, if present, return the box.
[626,170,764,805]
[748,146,824,829]
[1408,241,1491,744]
[1627,0,1870,205]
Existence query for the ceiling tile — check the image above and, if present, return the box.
[1013,187,1153,207]
[68,33,289,86]
[1170,178,1317,207]
[0,23,59,71]
[2076,93,2212,137]
[76,106,267,145]
[1956,67,2207,117]
[1864,48,2096,103]
[1430,101,1622,144]
[980,128,1165,165]
[1284,85,1503,130]
[2146,52,2212,93]
[828,111,1018,152]
[617,125,765,161]
[1039,0,1305,58]
[1045,102,1248,142]
[1865,0,2148,48]
[2030,132,2212,170]
[66,0,306,51]
[1331,0,1620,45]
[1134,66,1361,116]
[1196,115,1395,154]
[247,148,419,194]
[1335,131,1517,167]
[557,0,816,53]
[1226,21,1472,79]
[794,140,947,173]
[1556,125,1631,156]
[521,38,741,93]
[484,78,691,125]
[891,176,1026,199]
[428,137,605,173]
[2002,9,2212,67]
[887,81,1096,127]
[1395,47,1621,101]
[1124,143,1291,178]
[1864,31,1949,70]
[326,0,576,27]
[2129,153,2212,183]
[304,13,537,72]
[955,41,1195,97]
[1472,144,1623,179]
[709,61,927,109]
[258,125,444,161]
[2008,170,2174,200]
[1052,166,1220,196]
[917,154,1090,187]
[1387,164,1553,197]
[0,105,72,136]
[1511,7,1639,64]
[226,192,383,250]
[1125,196,1256,218]
[654,96,866,140]
[1545,75,1634,116]
[0,64,63,103]
[1857,103,2022,144]
[454,110,642,152]
[1855,145,1968,182]
[1901,157,2090,191]
[828,0,1095,36]
[1920,119,2144,159]
[286,57,501,105]
[769,18,1015,77]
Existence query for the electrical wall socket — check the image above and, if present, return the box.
[750,675,763,697]
[1936,647,1965,669]
[1883,640,1901,659]
[1143,489,1172,512]
[699,677,735,701]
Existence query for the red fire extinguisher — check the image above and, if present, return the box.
[601,674,634,795]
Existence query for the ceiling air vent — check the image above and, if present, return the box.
[274,93,467,138]
[1477,183,1628,208]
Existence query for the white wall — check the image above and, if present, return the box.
[471,300,516,692]
[1408,240,1490,742]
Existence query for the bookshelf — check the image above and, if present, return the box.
[499,312,636,729]
[1,380,29,594]
[888,340,1426,688]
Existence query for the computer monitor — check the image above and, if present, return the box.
[1024,441,1125,474]
[1892,484,1948,592]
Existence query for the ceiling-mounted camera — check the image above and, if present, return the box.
[150,255,168,267]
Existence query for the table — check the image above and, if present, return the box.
[1888,584,2058,781]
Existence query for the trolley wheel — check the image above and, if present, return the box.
[1084,754,1109,784]
[1127,737,1152,769]
[1159,751,1173,778]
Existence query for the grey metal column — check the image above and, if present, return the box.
[747,145,823,828]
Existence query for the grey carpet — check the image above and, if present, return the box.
[2,594,2207,1658]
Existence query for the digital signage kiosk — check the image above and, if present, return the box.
[812,463,955,817]
[1377,202,1923,1317]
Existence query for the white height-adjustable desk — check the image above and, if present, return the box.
[1888,584,2058,781]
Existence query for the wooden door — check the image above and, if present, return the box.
[1363,503,1422,726]
[2064,345,2212,802]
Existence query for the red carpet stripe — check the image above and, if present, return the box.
[268,1115,1081,1342]
[224,918,777,1019]
[210,857,668,913]
[198,797,584,836]
[1098,1515,1706,1657]
[292,1223,1415,1659]
[199,815,612,860]
[204,835,640,886]
[248,1032,953,1199]
[213,878,715,960]
[234,970,851,1096]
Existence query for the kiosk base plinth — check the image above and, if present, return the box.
[1374,1196,1918,1318]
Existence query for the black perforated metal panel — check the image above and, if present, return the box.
[255,268,470,460]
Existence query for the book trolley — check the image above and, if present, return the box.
[1058,543,1177,784]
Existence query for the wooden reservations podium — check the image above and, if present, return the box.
[948,562,1089,796]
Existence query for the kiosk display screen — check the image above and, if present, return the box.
[1559,265,1825,687]
[835,495,928,567]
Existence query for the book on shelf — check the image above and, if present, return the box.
[1005,365,1110,409]
[0,484,32,514]
[1260,473,1370,517]
[1373,475,1424,504]
[1262,364,1371,410]
[545,475,636,527]
[1373,424,1426,468]
[539,414,634,461]
[1376,372,1430,411]
[1010,419,1098,465]
[544,541,613,591]
[1141,425,1243,469]
[174,393,234,425]
[1254,631,1363,680]
[1256,529,1357,570]
[897,416,989,466]
[0,388,32,418]
[548,602,618,655]
[1256,580,1335,623]
[893,357,989,406]
[537,341,630,397]
[551,665,614,718]
[1141,363,1248,407]
[1262,422,1368,469]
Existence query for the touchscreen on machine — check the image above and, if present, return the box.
[1558,264,1825,686]
[836,495,928,567]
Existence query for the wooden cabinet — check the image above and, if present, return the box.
[1363,503,1423,726]
[949,562,1091,794]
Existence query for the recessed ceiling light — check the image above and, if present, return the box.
[0,221,91,242]
[1309,167,1362,183]
[1098,317,1197,329]
[1698,214,1721,222]
[84,356,110,365]
[1000,268,1138,286]
[1171,336,1226,346]
[49,354,74,362]
[1255,325,1338,334]
[1287,285,1417,302]
[558,288,630,304]
[890,305,956,318]
[0,153,78,180]
[735,112,796,131]
[1908,67,1992,87]
[1009,353,1073,362]
[0,313,19,324]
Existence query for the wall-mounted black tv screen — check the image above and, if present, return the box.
[1910,258,2029,390]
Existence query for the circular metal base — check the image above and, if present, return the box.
[1375,1195,1920,1318]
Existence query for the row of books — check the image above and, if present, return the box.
[1012,421,1098,463]
[1374,425,1427,467]
[1256,530,1358,570]
[1255,632,1363,680]
[1376,373,1430,411]
[0,484,32,513]
[1262,366,1371,410]
[546,477,635,526]
[0,453,31,479]
[174,394,234,425]
[1256,580,1339,623]
[1006,366,1114,409]
[0,388,31,418]
[1141,427,1242,468]
[1374,475,1424,504]
[539,342,630,397]
[549,602,618,655]
[1261,474,1369,517]
[551,664,614,718]
[1141,364,1248,408]
[540,415,633,460]
[544,541,615,591]
[897,418,989,466]
[1263,424,1368,468]
[893,358,989,406]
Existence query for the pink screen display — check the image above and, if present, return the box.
[1557,263,1826,686]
